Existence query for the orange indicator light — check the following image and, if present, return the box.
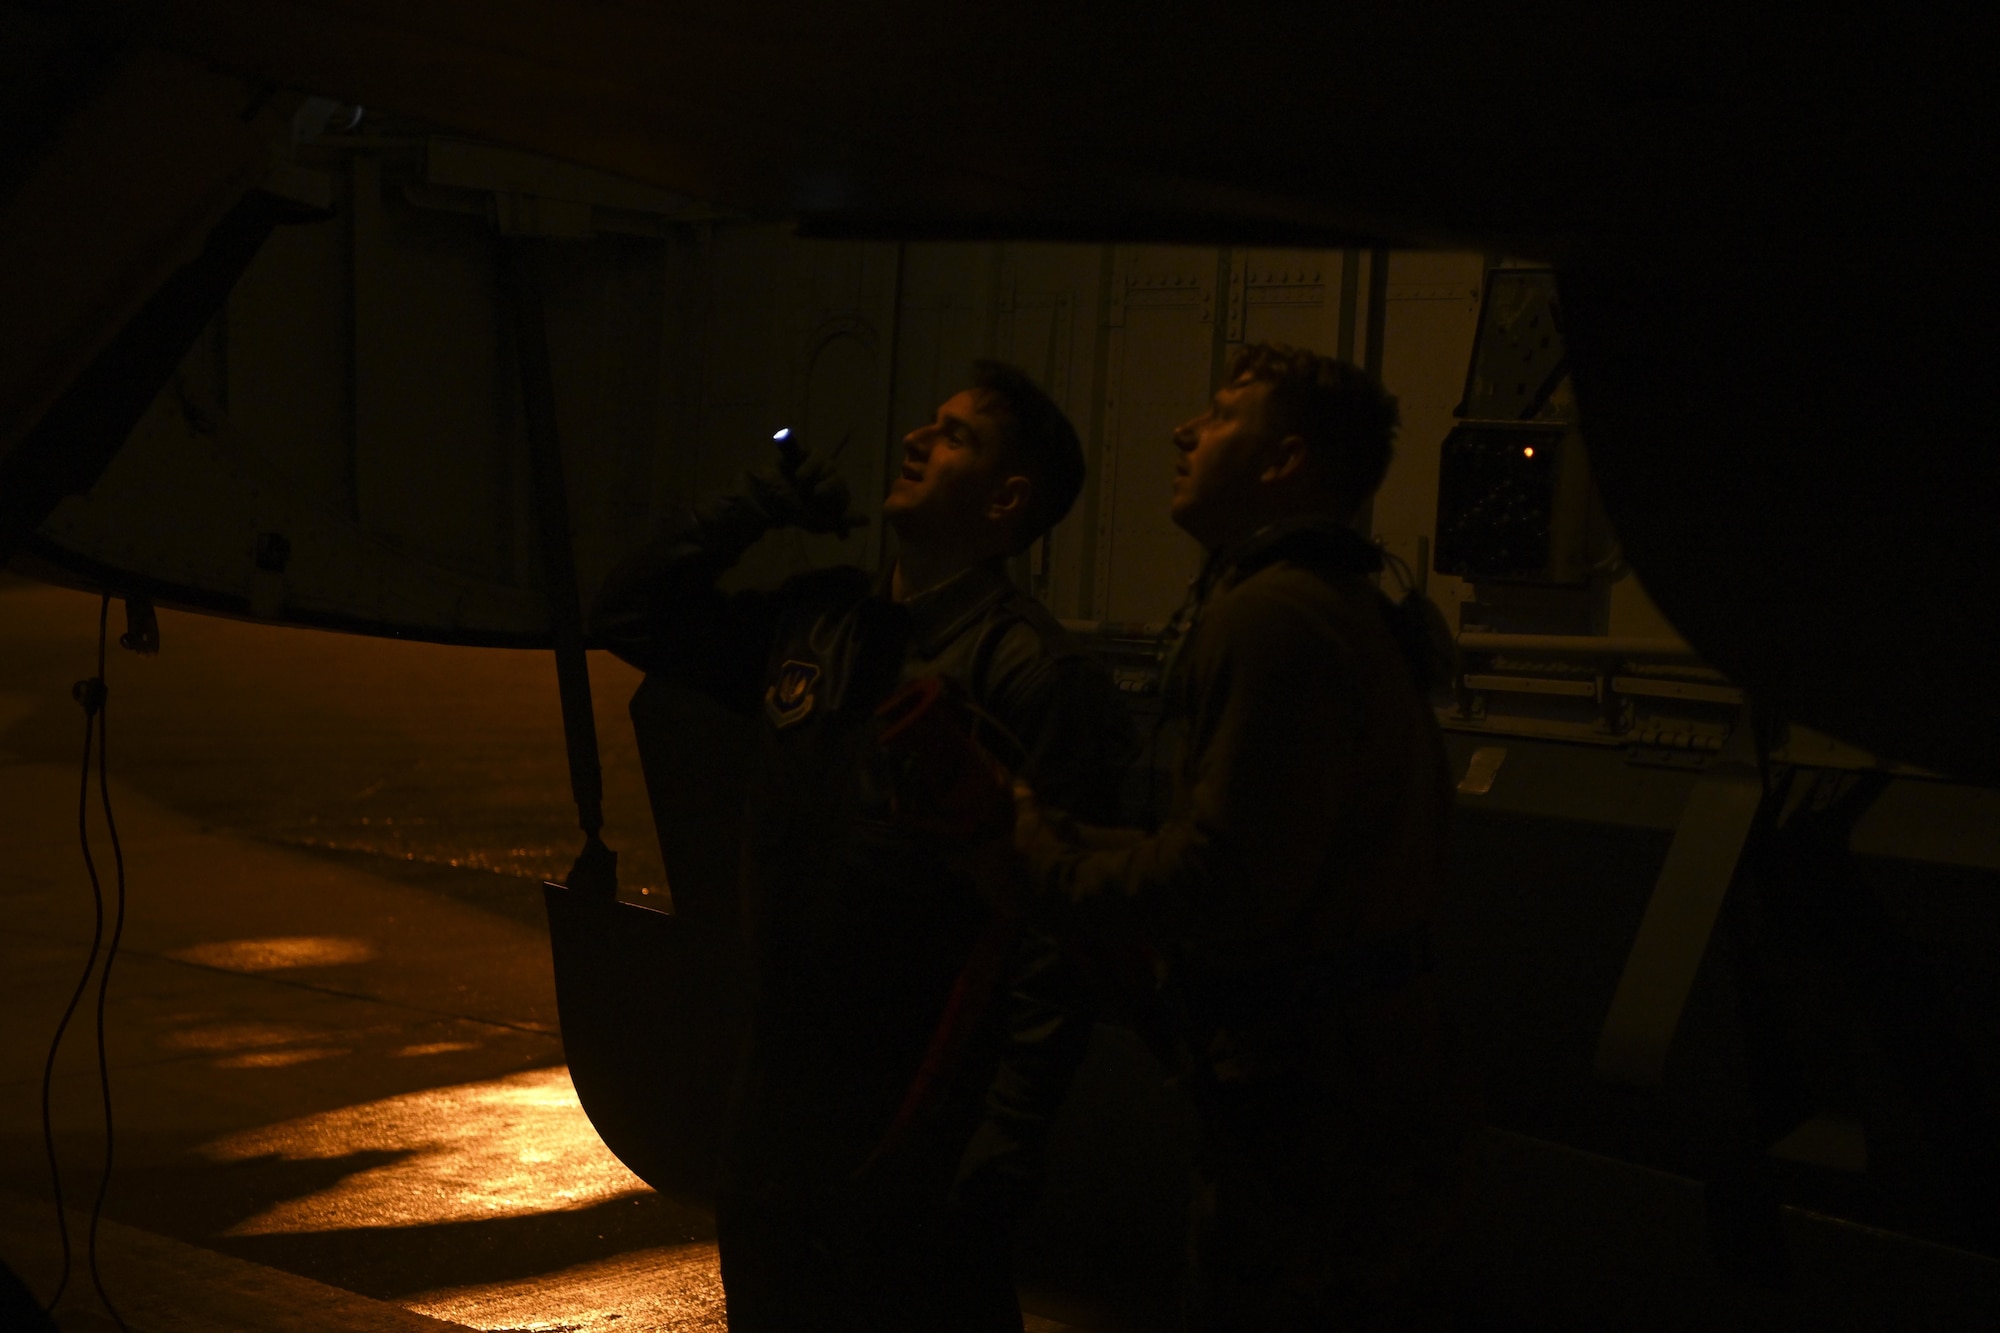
[1523,446,1536,458]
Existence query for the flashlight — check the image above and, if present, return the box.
[773,428,791,442]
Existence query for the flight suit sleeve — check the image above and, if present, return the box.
[586,493,779,716]
[953,647,1140,1217]
[950,921,1088,1217]
[1018,582,1366,965]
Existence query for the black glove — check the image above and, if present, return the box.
[741,434,870,537]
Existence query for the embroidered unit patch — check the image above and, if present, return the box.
[764,659,821,729]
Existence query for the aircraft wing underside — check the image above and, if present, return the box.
[3,0,1995,779]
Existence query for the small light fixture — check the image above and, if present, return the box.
[1523,446,1536,458]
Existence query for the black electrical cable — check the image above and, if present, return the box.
[38,599,107,1315]
[87,596,132,1332]
[35,594,130,1330]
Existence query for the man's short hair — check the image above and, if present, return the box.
[1228,343,1400,508]
[969,359,1086,553]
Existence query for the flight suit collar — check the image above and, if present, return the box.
[886,560,1015,659]
[1208,515,1382,594]
[1160,517,1383,696]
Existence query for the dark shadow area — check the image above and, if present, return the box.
[1016,1025,1198,1333]
[3,1146,416,1248]
[0,1254,57,1332]
[1439,801,2000,1261]
[211,1192,712,1300]
[8,1144,710,1302]
[1437,807,1674,1151]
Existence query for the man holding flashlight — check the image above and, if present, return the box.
[591,362,1132,1331]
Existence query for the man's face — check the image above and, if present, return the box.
[884,388,1016,539]
[1171,375,1282,546]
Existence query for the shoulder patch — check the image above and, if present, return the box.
[764,659,821,728]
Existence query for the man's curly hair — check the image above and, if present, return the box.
[1227,342,1400,508]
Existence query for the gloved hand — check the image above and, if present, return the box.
[1011,780,1085,857]
[741,433,870,537]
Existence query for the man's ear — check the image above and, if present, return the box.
[1261,434,1311,484]
[987,474,1032,523]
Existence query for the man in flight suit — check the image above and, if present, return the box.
[1014,343,1469,1331]
[590,362,1133,1332]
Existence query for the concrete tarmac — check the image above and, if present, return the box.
[0,577,724,1330]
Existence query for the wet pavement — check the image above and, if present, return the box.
[0,576,728,1330]
[0,573,668,906]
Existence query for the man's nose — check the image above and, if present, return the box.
[1171,418,1199,450]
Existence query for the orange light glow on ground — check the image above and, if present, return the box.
[167,935,379,970]
[199,1066,650,1234]
[391,1040,481,1057]
[158,1022,330,1053]
[405,1243,728,1332]
[211,1047,352,1069]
